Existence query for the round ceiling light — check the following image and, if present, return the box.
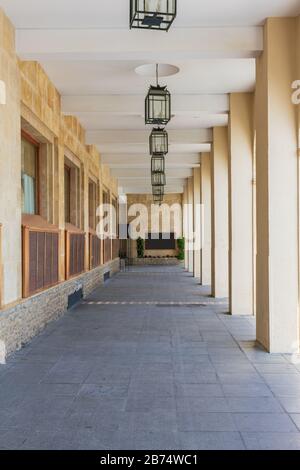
[135,63,180,78]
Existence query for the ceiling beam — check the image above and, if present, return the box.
[111,168,193,178]
[121,186,185,195]
[101,153,201,165]
[87,129,212,145]
[62,94,229,115]
[16,27,263,61]
[96,143,211,154]
[118,177,186,185]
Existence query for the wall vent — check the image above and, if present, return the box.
[104,271,110,282]
[67,287,83,309]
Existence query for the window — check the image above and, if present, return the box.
[89,179,97,230]
[64,157,81,228]
[64,165,71,224]
[21,135,38,215]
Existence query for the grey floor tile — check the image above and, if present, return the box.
[0,428,31,450]
[233,413,298,432]
[290,414,300,430]
[222,383,273,397]
[2,265,300,450]
[253,363,300,374]
[43,359,93,384]
[115,430,180,450]
[119,410,177,432]
[177,396,230,413]
[242,432,300,450]
[217,372,264,384]
[226,396,284,413]
[261,374,300,386]
[177,412,237,432]
[79,383,129,399]
[269,383,300,398]
[128,380,174,397]
[126,394,176,412]
[278,397,300,414]
[179,431,245,450]
[175,383,224,397]
[174,371,218,384]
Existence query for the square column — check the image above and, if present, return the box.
[187,177,194,274]
[228,93,255,315]
[255,18,299,353]
[193,167,201,281]
[211,127,229,298]
[200,153,211,286]
[182,185,189,271]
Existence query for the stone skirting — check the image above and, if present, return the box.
[132,258,180,266]
[0,258,120,363]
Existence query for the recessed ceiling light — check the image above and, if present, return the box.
[135,63,180,78]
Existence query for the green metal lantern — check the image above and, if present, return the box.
[149,127,168,155]
[145,85,171,125]
[152,171,166,187]
[151,154,165,174]
[152,184,164,197]
[130,0,177,31]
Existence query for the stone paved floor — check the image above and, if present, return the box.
[0,265,300,450]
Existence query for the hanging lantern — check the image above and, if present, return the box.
[130,0,177,31]
[145,85,171,125]
[152,171,166,187]
[145,64,171,125]
[151,154,165,174]
[152,185,164,204]
[153,193,163,205]
[149,127,168,155]
[152,185,164,197]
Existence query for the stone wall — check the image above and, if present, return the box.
[0,258,119,363]
[0,10,21,305]
[0,8,120,361]
[132,258,180,266]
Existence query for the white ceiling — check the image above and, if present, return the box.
[1,0,299,28]
[1,0,300,194]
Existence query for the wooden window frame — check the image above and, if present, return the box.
[21,130,40,216]
[64,164,71,224]
[88,178,98,232]
[64,156,81,229]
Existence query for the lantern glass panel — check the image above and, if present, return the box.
[150,128,168,155]
[152,171,166,187]
[151,155,165,174]
[130,0,177,31]
[153,194,163,204]
[145,86,171,125]
[152,185,164,197]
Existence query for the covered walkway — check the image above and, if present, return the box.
[0,266,300,450]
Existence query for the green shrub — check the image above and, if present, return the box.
[137,237,145,258]
[177,237,185,261]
